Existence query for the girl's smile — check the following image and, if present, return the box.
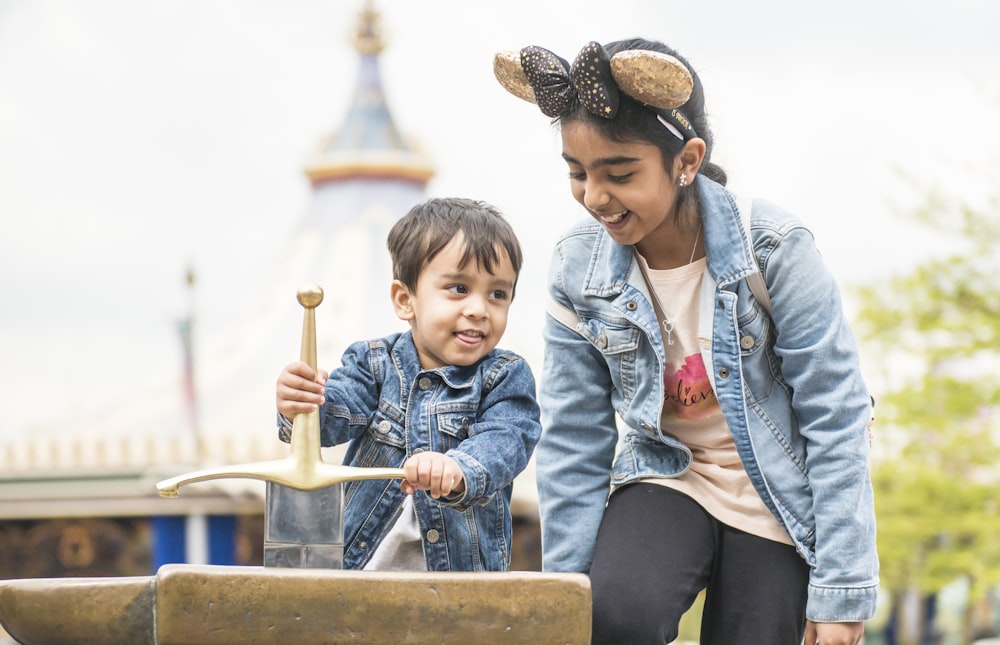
[560,119,705,268]
[561,120,677,247]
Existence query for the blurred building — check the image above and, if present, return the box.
[0,1,541,589]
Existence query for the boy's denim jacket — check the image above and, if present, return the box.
[537,177,878,621]
[280,331,541,571]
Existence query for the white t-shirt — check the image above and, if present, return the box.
[636,255,791,545]
[362,495,428,570]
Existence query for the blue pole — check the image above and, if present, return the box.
[208,515,237,565]
[151,516,186,568]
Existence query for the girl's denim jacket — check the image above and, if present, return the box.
[537,178,878,622]
[282,331,541,572]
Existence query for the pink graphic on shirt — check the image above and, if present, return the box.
[663,353,716,420]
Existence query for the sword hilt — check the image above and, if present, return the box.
[156,284,405,498]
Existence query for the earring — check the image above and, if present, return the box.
[678,173,688,187]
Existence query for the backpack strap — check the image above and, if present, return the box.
[737,195,772,317]
[546,293,582,330]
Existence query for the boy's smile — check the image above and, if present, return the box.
[392,233,516,370]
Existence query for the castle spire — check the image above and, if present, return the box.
[353,0,384,56]
[304,0,435,186]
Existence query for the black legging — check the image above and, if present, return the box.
[589,483,810,645]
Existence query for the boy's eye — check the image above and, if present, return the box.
[447,284,468,294]
[490,289,509,301]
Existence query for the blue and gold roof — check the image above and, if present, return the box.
[304,1,435,186]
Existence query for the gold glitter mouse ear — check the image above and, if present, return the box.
[609,49,694,110]
[493,50,537,104]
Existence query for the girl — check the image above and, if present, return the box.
[494,39,877,644]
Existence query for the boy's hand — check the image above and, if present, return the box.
[276,361,328,417]
[401,452,465,499]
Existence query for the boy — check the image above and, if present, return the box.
[275,197,540,572]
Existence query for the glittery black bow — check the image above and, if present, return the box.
[520,41,620,119]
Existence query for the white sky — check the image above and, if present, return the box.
[1,0,998,441]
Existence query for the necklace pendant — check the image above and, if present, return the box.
[662,320,675,346]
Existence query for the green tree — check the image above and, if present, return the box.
[854,188,1000,645]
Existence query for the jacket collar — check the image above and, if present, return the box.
[390,330,481,390]
[583,177,756,294]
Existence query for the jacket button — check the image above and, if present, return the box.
[597,333,608,349]
[740,335,755,349]
[425,529,440,544]
[359,541,369,551]
[626,301,637,311]
[377,420,392,434]
[718,367,730,379]
[418,377,432,390]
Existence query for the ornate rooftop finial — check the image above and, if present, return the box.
[353,0,384,56]
[304,0,435,186]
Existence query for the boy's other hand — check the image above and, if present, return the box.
[401,452,466,499]
[276,361,328,417]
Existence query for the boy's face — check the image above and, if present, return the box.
[391,233,516,370]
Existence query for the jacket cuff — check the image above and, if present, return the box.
[806,582,879,622]
[276,412,293,443]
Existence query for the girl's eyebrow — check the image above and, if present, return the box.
[561,152,642,167]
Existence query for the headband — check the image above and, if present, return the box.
[493,41,697,141]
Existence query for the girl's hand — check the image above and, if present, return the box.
[805,620,864,645]
[276,361,328,417]
[401,452,465,499]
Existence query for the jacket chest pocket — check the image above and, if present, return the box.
[357,413,405,467]
[435,407,477,453]
[578,316,641,392]
[578,317,640,355]
[735,297,784,402]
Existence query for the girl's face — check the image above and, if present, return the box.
[560,120,679,247]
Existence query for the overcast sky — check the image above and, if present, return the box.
[1,0,998,441]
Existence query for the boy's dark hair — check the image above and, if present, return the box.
[387,197,523,296]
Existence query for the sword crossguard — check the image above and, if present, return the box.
[156,283,405,498]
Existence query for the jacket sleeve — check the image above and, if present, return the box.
[759,221,879,621]
[534,248,620,574]
[316,340,384,447]
[443,356,542,512]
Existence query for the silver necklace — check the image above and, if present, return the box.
[688,224,701,265]
[636,224,702,346]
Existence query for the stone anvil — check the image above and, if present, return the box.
[0,285,591,644]
[0,564,591,644]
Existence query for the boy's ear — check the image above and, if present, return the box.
[390,279,415,321]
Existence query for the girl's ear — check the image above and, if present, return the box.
[676,137,707,181]
[391,279,415,321]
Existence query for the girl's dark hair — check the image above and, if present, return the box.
[559,38,727,210]
[387,197,523,297]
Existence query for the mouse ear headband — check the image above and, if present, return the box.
[494,41,697,141]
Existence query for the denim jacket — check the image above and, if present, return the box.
[537,177,878,621]
[282,331,541,571]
